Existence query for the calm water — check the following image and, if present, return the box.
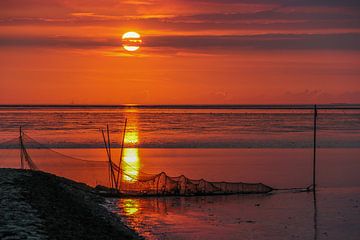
[110,188,360,240]
[0,106,359,239]
[0,105,359,148]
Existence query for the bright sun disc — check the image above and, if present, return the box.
[122,31,142,52]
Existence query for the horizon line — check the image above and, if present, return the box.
[0,103,360,110]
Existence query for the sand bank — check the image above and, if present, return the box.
[0,168,141,240]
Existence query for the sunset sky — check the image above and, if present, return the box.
[0,0,359,104]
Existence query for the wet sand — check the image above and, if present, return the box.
[113,188,360,240]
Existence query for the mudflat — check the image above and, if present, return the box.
[0,168,140,240]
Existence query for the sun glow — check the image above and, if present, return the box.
[122,31,142,52]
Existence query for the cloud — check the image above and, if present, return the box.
[188,0,360,8]
[145,33,360,50]
[0,36,118,48]
[0,0,359,33]
[1,33,359,51]
[164,10,360,31]
[282,89,360,103]
[173,10,359,22]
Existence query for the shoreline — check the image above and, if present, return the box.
[0,168,141,240]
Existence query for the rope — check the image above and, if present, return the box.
[22,133,158,180]
[0,136,21,148]
[11,133,315,195]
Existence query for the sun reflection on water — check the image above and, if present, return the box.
[122,198,139,215]
[122,111,140,182]
[123,148,139,181]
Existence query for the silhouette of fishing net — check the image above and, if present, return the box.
[0,133,273,195]
[0,134,112,186]
[115,171,273,196]
[0,136,22,168]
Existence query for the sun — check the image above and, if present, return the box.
[122,32,142,52]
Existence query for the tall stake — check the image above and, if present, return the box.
[107,125,118,190]
[116,118,127,191]
[312,104,318,191]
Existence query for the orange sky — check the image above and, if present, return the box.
[0,0,359,104]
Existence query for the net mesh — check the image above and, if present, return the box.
[0,133,273,195]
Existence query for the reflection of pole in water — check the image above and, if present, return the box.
[312,105,318,240]
[313,191,318,240]
[313,105,318,191]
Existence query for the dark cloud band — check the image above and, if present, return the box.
[0,33,359,51]
[188,0,360,8]
[146,33,360,50]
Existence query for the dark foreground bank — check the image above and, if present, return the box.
[0,168,140,240]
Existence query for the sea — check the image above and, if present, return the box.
[0,105,359,239]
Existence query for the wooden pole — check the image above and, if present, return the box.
[312,104,318,191]
[116,118,127,192]
[107,125,118,190]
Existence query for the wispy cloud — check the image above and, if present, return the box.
[0,36,118,48]
[187,0,360,8]
[0,0,359,34]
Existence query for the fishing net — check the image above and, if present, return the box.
[0,136,21,169]
[0,133,111,186]
[117,172,273,196]
[0,133,273,195]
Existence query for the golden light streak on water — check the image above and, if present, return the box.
[123,148,139,181]
[122,109,140,182]
[122,198,139,215]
